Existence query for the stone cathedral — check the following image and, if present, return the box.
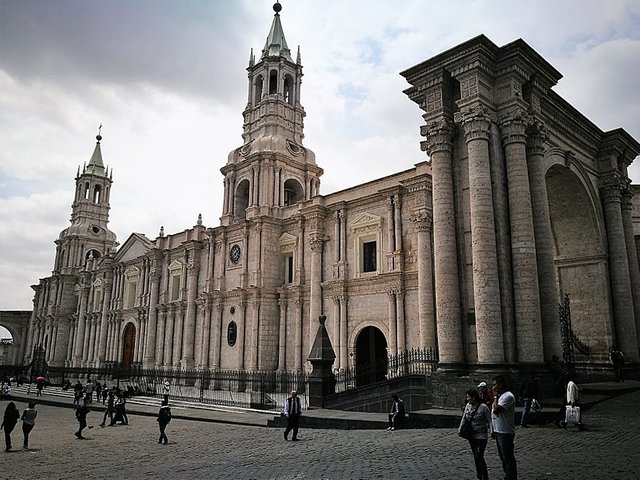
[22,5,640,378]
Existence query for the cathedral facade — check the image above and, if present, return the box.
[23,6,640,376]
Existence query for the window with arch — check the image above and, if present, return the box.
[254,74,264,103]
[124,266,140,309]
[234,179,250,220]
[86,249,101,260]
[168,260,182,302]
[269,69,278,95]
[283,74,293,104]
[84,182,90,199]
[283,178,304,206]
[93,184,102,203]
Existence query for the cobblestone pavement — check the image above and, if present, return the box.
[1,389,638,480]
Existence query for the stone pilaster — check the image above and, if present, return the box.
[500,111,543,363]
[309,234,326,351]
[387,289,397,356]
[96,275,113,367]
[422,120,463,365]
[526,122,561,360]
[181,248,201,369]
[143,266,160,368]
[72,280,90,367]
[278,293,287,371]
[456,108,504,364]
[412,211,436,349]
[600,179,639,360]
[621,184,640,353]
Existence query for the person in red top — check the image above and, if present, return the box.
[477,381,494,407]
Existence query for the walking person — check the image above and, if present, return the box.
[75,398,90,439]
[21,402,38,450]
[100,390,115,427]
[84,379,94,404]
[519,371,537,428]
[609,345,625,383]
[561,374,584,431]
[73,380,83,407]
[491,375,518,480]
[387,394,406,430]
[162,380,171,402]
[283,390,302,441]
[1,402,20,452]
[156,399,172,444]
[459,389,492,480]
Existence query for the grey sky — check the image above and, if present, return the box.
[1,0,639,338]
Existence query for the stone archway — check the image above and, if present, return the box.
[546,164,610,352]
[354,326,388,386]
[121,323,136,369]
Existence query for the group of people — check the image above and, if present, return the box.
[459,376,518,480]
[1,401,37,452]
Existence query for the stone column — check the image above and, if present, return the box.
[143,268,160,368]
[210,302,223,370]
[394,195,403,270]
[309,234,325,351]
[412,211,436,349]
[333,296,340,370]
[172,306,183,366]
[294,297,303,371]
[501,112,544,362]
[155,306,166,367]
[601,180,639,360]
[249,298,260,370]
[387,290,397,356]
[526,122,561,360]
[181,256,200,369]
[424,121,463,365]
[386,197,395,271]
[72,282,90,367]
[396,290,406,352]
[97,275,113,367]
[278,294,287,371]
[457,109,504,363]
[163,305,174,366]
[236,300,247,370]
[87,317,98,365]
[198,299,211,368]
[621,185,640,343]
[339,295,348,371]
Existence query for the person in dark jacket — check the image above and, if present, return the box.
[75,398,90,439]
[157,399,172,444]
[519,371,537,427]
[2,402,21,451]
[387,394,406,431]
[283,390,302,441]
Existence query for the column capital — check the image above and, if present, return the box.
[600,175,623,203]
[621,180,634,211]
[410,211,433,232]
[309,234,326,253]
[454,106,494,142]
[420,119,454,156]
[499,109,530,145]
[526,120,547,156]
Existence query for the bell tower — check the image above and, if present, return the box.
[53,127,118,274]
[220,1,322,225]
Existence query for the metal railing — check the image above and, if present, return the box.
[334,347,438,392]
[1,363,308,411]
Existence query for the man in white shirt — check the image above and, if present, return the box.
[491,375,517,480]
[283,390,302,441]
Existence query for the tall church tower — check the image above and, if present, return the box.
[220,1,322,226]
[53,128,118,274]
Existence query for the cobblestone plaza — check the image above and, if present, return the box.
[2,387,638,479]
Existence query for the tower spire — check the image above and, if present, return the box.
[86,124,106,176]
[262,1,291,61]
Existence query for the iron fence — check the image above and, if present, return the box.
[334,347,438,392]
[1,363,308,411]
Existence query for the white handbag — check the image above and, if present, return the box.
[565,405,581,424]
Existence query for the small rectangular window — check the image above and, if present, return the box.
[285,254,294,284]
[363,241,377,273]
[171,275,181,301]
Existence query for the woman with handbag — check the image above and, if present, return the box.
[459,389,492,480]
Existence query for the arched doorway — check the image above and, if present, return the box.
[121,323,136,369]
[355,326,387,386]
[546,164,608,352]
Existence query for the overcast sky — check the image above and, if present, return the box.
[1,0,639,338]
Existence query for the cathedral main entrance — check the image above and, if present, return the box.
[121,323,136,369]
[355,326,388,386]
